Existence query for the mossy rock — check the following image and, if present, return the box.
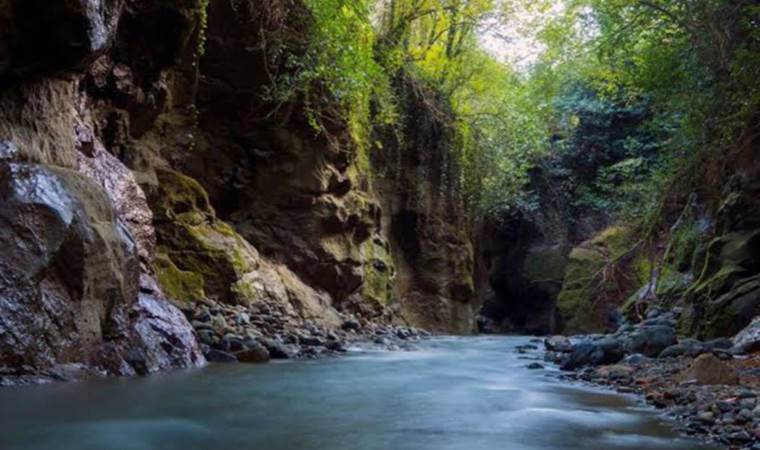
[557,226,636,334]
[148,168,261,305]
[679,229,760,338]
[701,274,760,338]
[360,237,396,306]
[154,251,205,302]
[557,245,607,334]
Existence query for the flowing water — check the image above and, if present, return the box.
[0,336,717,450]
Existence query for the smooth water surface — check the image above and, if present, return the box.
[0,337,715,450]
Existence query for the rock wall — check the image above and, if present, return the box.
[0,0,477,383]
[0,0,205,384]
[372,76,477,334]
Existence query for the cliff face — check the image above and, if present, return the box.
[372,76,477,334]
[0,0,205,383]
[0,0,477,383]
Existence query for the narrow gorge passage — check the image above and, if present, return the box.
[1,0,759,449]
[0,338,716,450]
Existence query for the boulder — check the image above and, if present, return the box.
[124,283,206,374]
[659,339,706,358]
[205,350,238,363]
[624,325,677,357]
[681,353,739,385]
[561,338,625,370]
[734,316,760,354]
[259,338,296,360]
[235,345,270,364]
[557,227,640,334]
[0,163,137,370]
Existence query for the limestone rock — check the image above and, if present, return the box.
[681,353,739,385]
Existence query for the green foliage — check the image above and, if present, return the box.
[374,0,549,214]
[267,0,759,220]
[265,0,395,165]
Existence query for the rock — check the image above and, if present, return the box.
[222,334,245,352]
[624,325,677,357]
[260,338,295,359]
[705,337,734,350]
[697,411,715,424]
[682,353,739,385]
[326,340,347,352]
[298,335,325,347]
[623,353,649,365]
[0,0,123,84]
[0,140,20,161]
[734,316,760,354]
[561,338,624,370]
[679,230,760,338]
[544,336,573,353]
[658,344,686,358]
[659,339,705,358]
[126,290,206,374]
[0,163,155,375]
[77,142,156,263]
[211,315,228,334]
[527,363,544,370]
[556,227,633,333]
[235,313,251,325]
[595,365,634,380]
[235,345,270,363]
[205,350,238,363]
[197,330,217,346]
[341,319,362,332]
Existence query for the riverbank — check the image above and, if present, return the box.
[183,298,430,363]
[0,296,429,387]
[531,309,760,449]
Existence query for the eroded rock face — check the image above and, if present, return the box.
[0,0,208,383]
[372,78,477,333]
[158,0,402,324]
[680,229,760,339]
[0,163,135,369]
[0,161,204,382]
[0,0,124,84]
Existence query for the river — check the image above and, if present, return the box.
[0,336,717,450]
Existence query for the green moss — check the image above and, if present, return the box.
[152,168,213,221]
[557,226,639,334]
[154,252,206,302]
[360,238,395,305]
[147,168,261,306]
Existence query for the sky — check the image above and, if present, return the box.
[478,0,568,71]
